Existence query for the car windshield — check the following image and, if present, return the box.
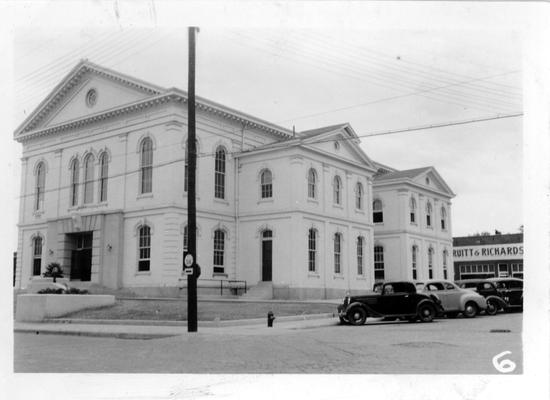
[425,282,445,291]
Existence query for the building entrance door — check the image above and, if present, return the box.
[70,232,93,281]
[498,263,509,278]
[261,230,272,282]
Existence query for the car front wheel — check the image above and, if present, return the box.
[417,304,435,322]
[347,307,367,325]
[463,302,478,318]
[485,299,498,316]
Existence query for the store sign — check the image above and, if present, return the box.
[453,243,523,261]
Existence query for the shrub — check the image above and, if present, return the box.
[37,287,89,295]
[43,262,64,283]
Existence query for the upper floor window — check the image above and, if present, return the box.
[410,197,417,224]
[213,229,225,274]
[308,228,317,272]
[334,233,342,274]
[32,236,43,276]
[355,182,364,210]
[99,152,108,202]
[428,247,434,279]
[83,154,94,204]
[70,158,79,207]
[374,245,385,281]
[260,169,273,199]
[426,201,433,227]
[139,137,153,194]
[412,245,418,280]
[373,199,383,223]
[307,168,317,199]
[138,225,151,272]
[333,176,342,205]
[214,147,226,199]
[357,236,364,275]
[35,162,45,211]
[440,206,447,230]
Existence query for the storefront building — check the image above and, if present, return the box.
[452,233,523,280]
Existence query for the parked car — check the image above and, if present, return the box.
[457,278,523,312]
[418,280,488,318]
[337,281,444,325]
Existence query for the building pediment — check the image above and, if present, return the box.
[14,60,164,138]
[374,166,455,198]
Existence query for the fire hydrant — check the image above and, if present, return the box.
[267,311,275,327]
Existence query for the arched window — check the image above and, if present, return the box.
[213,229,225,274]
[32,236,43,276]
[442,250,448,279]
[99,152,109,202]
[214,147,226,199]
[307,168,317,199]
[83,154,94,204]
[334,233,342,274]
[308,228,317,272]
[35,162,45,211]
[410,197,417,224]
[357,236,364,275]
[373,199,383,223]
[426,201,433,227]
[356,182,364,210]
[138,225,151,272]
[440,207,447,230]
[428,247,434,279]
[412,245,418,280]
[333,176,342,205]
[70,158,79,206]
[260,169,273,199]
[139,137,153,194]
[374,245,385,281]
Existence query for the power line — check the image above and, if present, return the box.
[15,111,522,203]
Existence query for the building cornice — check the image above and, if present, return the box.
[373,178,455,199]
[15,91,293,143]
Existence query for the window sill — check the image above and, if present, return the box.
[374,222,384,225]
[33,210,44,218]
[137,193,153,200]
[135,271,151,276]
[355,208,365,214]
[356,276,367,280]
[333,204,343,209]
[257,198,274,205]
[214,198,230,206]
[308,273,320,278]
[213,273,228,278]
[333,274,344,280]
[307,198,319,205]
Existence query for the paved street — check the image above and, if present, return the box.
[14,313,522,374]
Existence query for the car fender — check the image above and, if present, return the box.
[460,293,487,310]
[486,295,507,309]
[416,298,437,314]
[346,301,382,318]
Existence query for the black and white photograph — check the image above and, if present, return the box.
[2,1,549,400]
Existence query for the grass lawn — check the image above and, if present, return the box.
[61,299,337,321]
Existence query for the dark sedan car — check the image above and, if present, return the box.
[337,281,444,325]
[456,277,523,312]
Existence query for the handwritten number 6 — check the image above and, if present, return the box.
[492,351,516,373]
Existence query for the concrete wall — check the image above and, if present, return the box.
[15,294,115,322]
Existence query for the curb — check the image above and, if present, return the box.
[13,328,177,340]
[43,312,336,327]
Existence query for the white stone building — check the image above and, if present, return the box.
[372,163,455,282]
[14,60,454,299]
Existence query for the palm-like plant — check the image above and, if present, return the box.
[43,262,63,283]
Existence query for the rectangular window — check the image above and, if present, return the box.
[410,212,415,223]
[373,212,383,223]
[99,155,108,202]
[32,237,42,276]
[357,237,364,275]
[334,234,341,274]
[213,230,225,274]
[374,246,384,281]
[308,229,316,272]
[138,226,151,272]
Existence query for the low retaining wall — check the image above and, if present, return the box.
[16,294,115,322]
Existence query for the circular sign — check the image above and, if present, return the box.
[184,254,194,267]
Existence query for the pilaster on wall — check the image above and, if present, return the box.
[162,212,181,282]
[15,230,24,289]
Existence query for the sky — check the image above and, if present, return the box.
[1,2,549,399]
[7,6,525,252]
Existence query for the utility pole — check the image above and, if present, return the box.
[186,26,199,332]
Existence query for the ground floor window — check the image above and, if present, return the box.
[308,229,317,272]
[213,229,225,274]
[459,264,496,279]
[511,263,523,278]
[374,245,384,281]
[32,236,42,276]
[334,233,342,274]
[356,236,364,276]
[138,226,151,272]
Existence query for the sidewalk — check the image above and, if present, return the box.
[14,313,338,339]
